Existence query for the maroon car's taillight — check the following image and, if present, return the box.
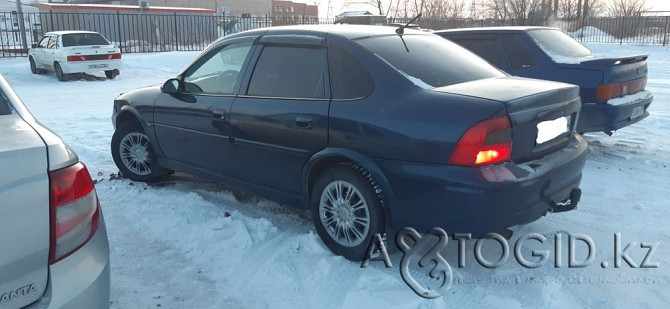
[448,116,513,166]
[48,162,100,264]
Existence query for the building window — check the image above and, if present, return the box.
[275,6,283,12]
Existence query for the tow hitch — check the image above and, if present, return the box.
[546,188,581,213]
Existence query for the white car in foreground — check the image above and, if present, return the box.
[28,31,122,81]
[0,73,110,308]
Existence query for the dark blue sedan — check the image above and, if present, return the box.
[435,27,653,134]
[111,25,587,260]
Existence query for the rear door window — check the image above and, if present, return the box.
[47,36,58,49]
[328,45,373,100]
[500,35,536,69]
[247,45,327,99]
[452,38,505,68]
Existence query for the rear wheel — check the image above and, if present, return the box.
[111,121,168,182]
[29,57,37,74]
[54,62,66,82]
[311,163,385,261]
[105,70,118,79]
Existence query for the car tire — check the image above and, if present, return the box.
[29,57,37,74]
[54,62,66,82]
[111,121,168,182]
[105,70,118,79]
[311,163,385,261]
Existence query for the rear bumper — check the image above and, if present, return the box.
[26,217,110,309]
[577,92,653,132]
[377,134,588,235]
[60,59,122,74]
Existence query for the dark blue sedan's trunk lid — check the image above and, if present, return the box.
[432,76,581,162]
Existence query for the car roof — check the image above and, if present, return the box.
[434,26,556,35]
[45,30,101,36]
[226,24,429,40]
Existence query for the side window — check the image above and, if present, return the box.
[47,36,58,49]
[0,90,12,116]
[183,42,252,94]
[501,35,536,69]
[38,36,49,48]
[328,45,373,100]
[453,39,504,68]
[247,45,326,99]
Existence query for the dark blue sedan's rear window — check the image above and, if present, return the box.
[357,34,505,89]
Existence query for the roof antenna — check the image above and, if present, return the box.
[396,13,422,35]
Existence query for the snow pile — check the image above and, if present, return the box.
[608,90,652,106]
[568,26,616,41]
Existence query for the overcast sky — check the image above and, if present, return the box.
[316,0,670,18]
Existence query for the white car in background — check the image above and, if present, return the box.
[28,31,122,81]
[0,73,110,308]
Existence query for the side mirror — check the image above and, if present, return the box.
[31,43,39,48]
[162,78,181,94]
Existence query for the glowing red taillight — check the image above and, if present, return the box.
[448,117,512,166]
[48,162,100,264]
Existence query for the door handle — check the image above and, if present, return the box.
[296,116,313,129]
[212,109,226,120]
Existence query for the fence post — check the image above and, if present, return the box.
[49,10,54,31]
[619,16,626,45]
[174,12,178,51]
[116,11,123,52]
[663,16,669,46]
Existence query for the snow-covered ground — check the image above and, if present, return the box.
[1,43,669,308]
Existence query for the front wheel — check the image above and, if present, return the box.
[29,57,37,74]
[111,121,168,182]
[311,164,385,261]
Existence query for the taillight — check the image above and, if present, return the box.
[67,55,86,62]
[448,116,512,166]
[596,77,647,101]
[67,53,122,61]
[48,162,100,264]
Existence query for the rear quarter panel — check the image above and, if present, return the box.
[0,116,50,309]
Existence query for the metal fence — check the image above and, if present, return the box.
[2,11,670,58]
[0,11,333,57]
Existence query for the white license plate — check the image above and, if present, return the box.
[536,116,569,144]
[89,64,108,69]
[631,106,644,119]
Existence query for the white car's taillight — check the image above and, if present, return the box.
[48,162,100,264]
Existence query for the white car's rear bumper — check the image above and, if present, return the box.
[60,59,122,74]
[25,217,110,309]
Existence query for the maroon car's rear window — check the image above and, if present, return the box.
[357,34,505,89]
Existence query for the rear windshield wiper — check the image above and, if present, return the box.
[396,13,422,35]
